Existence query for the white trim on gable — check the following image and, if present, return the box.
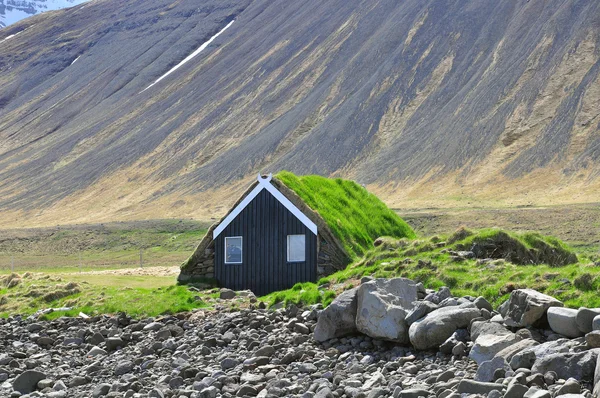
[213,174,318,239]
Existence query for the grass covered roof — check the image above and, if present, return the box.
[277,171,415,259]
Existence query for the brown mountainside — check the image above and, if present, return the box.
[0,0,599,227]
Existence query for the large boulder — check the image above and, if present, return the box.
[13,370,46,394]
[532,349,600,381]
[470,332,522,365]
[470,320,513,341]
[409,304,481,350]
[494,339,539,364]
[314,287,358,342]
[576,308,600,334]
[355,278,418,343]
[547,307,583,338]
[504,289,563,327]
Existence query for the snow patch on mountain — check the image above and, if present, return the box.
[141,20,235,93]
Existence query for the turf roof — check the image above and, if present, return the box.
[276,171,416,259]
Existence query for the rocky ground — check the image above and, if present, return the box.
[1,280,600,398]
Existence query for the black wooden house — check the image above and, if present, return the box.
[179,174,350,296]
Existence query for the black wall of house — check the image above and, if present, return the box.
[214,189,317,296]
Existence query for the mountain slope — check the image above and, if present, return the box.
[0,0,599,227]
[0,0,88,28]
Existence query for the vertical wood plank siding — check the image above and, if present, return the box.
[214,189,317,296]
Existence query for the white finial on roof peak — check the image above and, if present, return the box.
[257,173,273,183]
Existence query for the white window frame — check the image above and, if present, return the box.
[224,236,243,264]
[287,234,306,263]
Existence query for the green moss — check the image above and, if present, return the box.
[277,171,416,259]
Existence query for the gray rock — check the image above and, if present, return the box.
[457,380,504,394]
[555,379,580,396]
[87,346,107,357]
[523,387,551,398]
[494,339,539,364]
[399,389,431,398]
[314,287,358,342]
[586,331,600,348]
[510,351,537,370]
[592,354,600,398]
[470,320,513,341]
[531,349,599,380]
[12,370,46,394]
[355,278,417,343]
[143,322,163,331]
[452,341,467,357]
[576,308,600,333]
[476,357,511,382]
[470,331,522,364]
[594,315,600,331]
[106,337,125,351]
[255,345,275,357]
[237,384,258,396]
[114,360,134,376]
[199,386,219,398]
[505,383,529,398]
[547,307,583,338]
[299,363,318,373]
[488,390,503,398]
[92,384,111,398]
[221,357,239,370]
[504,289,563,327]
[405,301,438,326]
[409,304,481,350]
[220,288,237,299]
[475,296,494,312]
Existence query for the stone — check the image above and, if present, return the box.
[314,287,358,342]
[592,354,600,398]
[494,339,539,364]
[221,357,239,370]
[547,307,583,338]
[531,349,599,380]
[409,304,481,350]
[474,296,494,312]
[470,320,512,341]
[255,345,275,357]
[576,308,600,333]
[87,346,107,357]
[555,379,580,396]
[476,357,511,382]
[594,315,600,331]
[504,383,529,398]
[399,389,431,398]
[523,388,551,398]
[452,341,467,357]
[355,278,417,343]
[456,380,504,395]
[114,360,134,376]
[439,329,469,354]
[504,289,563,327]
[237,384,258,396]
[92,383,111,398]
[12,370,46,394]
[405,301,438,326]
[586,331,600,348]
[220,289,237,300]
[106,337,125,351]
[470,331,522,364]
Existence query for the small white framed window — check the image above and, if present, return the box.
[287,234,306,262]
[225,236,242,264]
